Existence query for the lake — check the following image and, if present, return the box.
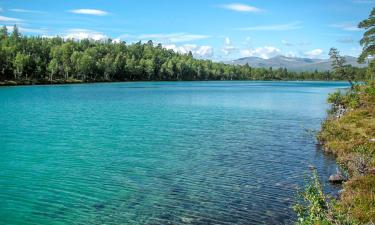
[0,81,348,225]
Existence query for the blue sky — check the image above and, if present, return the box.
[0,0,373,60]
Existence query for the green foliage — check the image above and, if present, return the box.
[0,26,368,84]
[293,171,331,225]
[329,48,356,88]
[327,88,360,110]
[293,171,355,225]
[358,8,375,63]
[358,7,375,80]
[327,91,344,106]
[364,82,375,96]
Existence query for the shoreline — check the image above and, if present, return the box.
[296,82,375,224]
[0,79,353,87]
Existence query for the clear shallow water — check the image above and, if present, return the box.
[0,81,348,225]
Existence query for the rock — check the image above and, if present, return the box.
[369,138,375,143]
[333,104,348,119]
[308,165,316,170]
[329,174,347,184]
[92,203,105,210]
[5,80,17,86]
[368,167,375,175]
[181,217,193,223]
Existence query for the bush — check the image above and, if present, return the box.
[293,171,355,225]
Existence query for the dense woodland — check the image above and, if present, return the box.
[0,25,368,85]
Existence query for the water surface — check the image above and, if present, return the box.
[0,81,348,224]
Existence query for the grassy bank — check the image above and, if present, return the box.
[294,82,375,224]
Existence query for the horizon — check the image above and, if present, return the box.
[0,0,372,61]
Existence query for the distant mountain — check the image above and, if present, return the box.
[227,55,367,72]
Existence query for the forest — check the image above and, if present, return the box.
[0,25,368,85]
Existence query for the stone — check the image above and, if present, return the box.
[329,174,346,184]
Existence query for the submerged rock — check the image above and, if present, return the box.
[93,203,105,210]
[181,217,194,223]
[329,174,347,184]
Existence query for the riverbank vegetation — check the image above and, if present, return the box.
[295,82,375,224]
[0,26,368,86]
[294,7,375,224]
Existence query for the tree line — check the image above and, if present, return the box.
[0,25,368,85]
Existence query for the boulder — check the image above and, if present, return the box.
[329,174,347,184]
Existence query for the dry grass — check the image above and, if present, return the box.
[338,175,375,223]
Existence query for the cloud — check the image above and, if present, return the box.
[220,3,260,12]
[285,52,297,58]
[221,37,238,55]
[64,29,108,41]
[0,15,22,22]
[299,41,310,46]
[135,33,210,43]
[337,37,355,43]
[304,49,323,58]
[282,40,310,46]
[331,23,361,31]
[282,40,294,46]
[225,37,231,45]
[10,8,44,14]
[6,25,47,34]
[69,9,108,16]
[237,22,302,31]
[164,44,214,58]
[240,46,281,59]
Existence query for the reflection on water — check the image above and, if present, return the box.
[0,81,348,224]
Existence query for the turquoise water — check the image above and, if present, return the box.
[0,81,348,225]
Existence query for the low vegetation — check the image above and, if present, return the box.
[295,82,375,224]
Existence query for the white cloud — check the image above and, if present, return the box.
[240,46,281,59]
[282,40,294,46]
[221,37,237,56]
[225,37,231,45]
[237,22,302,31]
[6,25,47,34]
[285,52,297,58]
[164,44,213,58]
[299,41,310,46]
[0,15,22,22]
[241,36,252,45]
[10,8,44,14]
[69,9,108,16]
[64,29,108,41]
[337,37,355,43]
[220,3,260,12]
[331,23,361,31]
[304,49,323,58]
[137,33,209,43]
